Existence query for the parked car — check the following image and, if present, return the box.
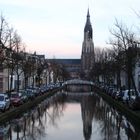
[0,94,10,112]
[111,89,119,99]
[55,82,61,88]
[18,90,29,102]
[27,87,41,96]
[128,94,140,110]
[10,92,23,106]
[47,83,55,90]
[25,89,36,99]
[107,87,114,96]
[119,89,138,104]
[115,90,124,101]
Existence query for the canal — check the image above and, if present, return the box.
[0,91,140,140]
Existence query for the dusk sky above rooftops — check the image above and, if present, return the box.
[0,0,140,58]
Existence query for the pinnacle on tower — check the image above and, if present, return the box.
[87,8,90,17]
[84,8,92,39]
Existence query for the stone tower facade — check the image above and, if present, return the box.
[81,9,94,78]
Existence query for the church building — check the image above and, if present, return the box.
[81,9,95,79]
[48,9,94,80]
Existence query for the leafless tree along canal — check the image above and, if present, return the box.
[0,91,140,140]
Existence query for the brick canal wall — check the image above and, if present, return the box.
[0,89,60,124]
[94,86,140,128]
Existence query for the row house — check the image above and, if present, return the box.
[0,51,54,92]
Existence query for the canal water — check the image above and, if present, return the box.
[0,91,140,140]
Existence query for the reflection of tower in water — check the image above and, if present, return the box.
[81,95,96,140]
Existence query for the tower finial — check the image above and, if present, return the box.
[87,8,90,17]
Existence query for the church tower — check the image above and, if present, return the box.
[81,9,94,78]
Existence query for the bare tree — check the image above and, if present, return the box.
[5,28,18,92]
[109,19,140,96]
[90,47,116,85]
[0,15,17,92]
[21,52,33,89]
[6,31,26,92]
[36,57,46,87]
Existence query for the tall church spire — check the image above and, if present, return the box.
[81,8,94,79]
[87,8,90,17]
[87,8,90,24]
[84,9,92,39]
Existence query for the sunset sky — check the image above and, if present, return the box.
[0,0,140,58]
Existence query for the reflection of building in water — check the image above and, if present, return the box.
[81,95,96,140]
[66,85,92,92]
[64,79,94,92]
